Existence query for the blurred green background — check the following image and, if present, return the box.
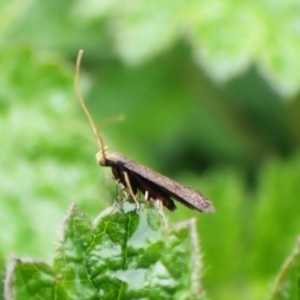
[1,1,300,299]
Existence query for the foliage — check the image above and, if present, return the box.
[1,0,300,299]
[4,201,206,300]
[267,237,300,300]
[3,0,300,96]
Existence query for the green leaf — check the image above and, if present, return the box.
[82,0,300,96]
[5,201,207,300]
[0,44,109,261]
[267,237,300,300]
[3,0,300,96]
[249,154,300,280]
[5,257,56,300]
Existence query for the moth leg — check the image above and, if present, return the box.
[158,199,163,211]
[144,190,164,217]
[145,190,149,201]
[115,175,131,200]
[144,190,156,209]
[111,182,123,214]
[144,190,149,208]
[123,171,140,210]
[154,198,164,214]
[115,181,122,201]
[116,180,130,200]
[155,198,168,226]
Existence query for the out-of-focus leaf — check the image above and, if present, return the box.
[0,45,107,260]
[85,0,300,96]
[168,152,300,300]
[266,237,300,300]
[5,202,207,300]
[3,0,300,96]
[249,154,300,279]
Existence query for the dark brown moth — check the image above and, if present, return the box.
[75,50,215,213]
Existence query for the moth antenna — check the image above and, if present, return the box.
[74,49,106,164]
[97,114,125,133]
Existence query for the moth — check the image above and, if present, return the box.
[75,50,215,213]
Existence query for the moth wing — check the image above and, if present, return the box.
[106,152,214,213]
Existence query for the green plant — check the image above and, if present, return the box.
[5,200,207,300]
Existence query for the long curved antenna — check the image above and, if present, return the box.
[74,49,106,164]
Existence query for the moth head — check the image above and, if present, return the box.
[96,150,107,166]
